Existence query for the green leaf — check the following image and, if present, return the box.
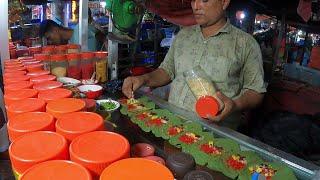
[214,138,240,152]
[120,106,128,115]
[184,122,203,132]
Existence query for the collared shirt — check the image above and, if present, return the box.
[159,21,266,127]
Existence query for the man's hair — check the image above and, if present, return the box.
[39,19,62,37]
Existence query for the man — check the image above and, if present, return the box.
[122,0,266,130]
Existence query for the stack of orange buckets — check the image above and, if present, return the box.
[3,50,174,180]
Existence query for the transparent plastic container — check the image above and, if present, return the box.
[55,45,67,54]
[67,53,81,79]
[95,51,108,83]
[42,46,55,55]
[80,52,95,80]
[183,66,224,118]
[50,54,67,77]
[34,54,51,71]
[67,44,81,54]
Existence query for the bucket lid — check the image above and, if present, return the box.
[68,44,81,49]
[42,46,55,52]
[95,52,108,59]
[5,70,26,74]
[8,112,55,142]
[55,45,68,51]
[5,63,24,68]
[27,70,50,77]
[195,96,220,118]
[38,88,72,102]
[25,63,43,69]
[33,81,63,91]
[4,89,38,102]
[7,98,46,114]
[4,73,27,79]
[46,98,85,114]
[56,112,104,141]
[5,66,26,71]
[5,81,33,92]
[100,158,174,180]
[20,160,92,180]
[30,75,57,84]
[9,131,68,174]
[4,76,30,84]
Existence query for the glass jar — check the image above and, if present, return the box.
[29,46,42,57]
[67,44,81,54]
[67,53,81,80]
[183,66,224,118]
[50,54,67,77]
[95,51,108,83]
[34,54,51,71]
[42,46,55,55]
[80,52,95,80]
[55,45,68,54]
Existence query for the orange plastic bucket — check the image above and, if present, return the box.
[6,98,46,120]
[38,88,72,102]
[4,89,38,106]
[4,76,30,85]
[27,70,50,77]
[9,131,68,175]
[30,75,56,84]
[33,81,63,91]
[100,158,174,180]
[20,160,92,180]
[4,72,26,78]
[56,112,104,142]
[46,98,85,118]
[7,112,55,142]
[5,69,26,74]
[70,131,130,177]
[5,63,24,68]
[5,66,26,71]
[4,81,33,93]
[25,63,44,72]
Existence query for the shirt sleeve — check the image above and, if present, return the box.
[158,37,177,80]
[241,37,267,94]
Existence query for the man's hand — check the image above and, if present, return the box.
[122,76,145,98]
[207,92,237,122]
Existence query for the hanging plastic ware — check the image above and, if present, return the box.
[95,51,108,83]
[80,52,95,80]
[67,53,81,80]
[51,54,67,78]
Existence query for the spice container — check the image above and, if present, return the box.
[95,51,108,83]
[4,81,34,93]
[80,52,95,80]
[55,45,67,54]
[67,53,81,79]
[4,76,30,85]
[7,112,55,142]
[51,54,67,77]
[42,46,55,55]
[6,98,46,120]
[56,112,104,142]
[166,152,196,179]
[70,131,130,177]
[4,89,38,106]
[9,131,68,175]
[183,66,224,118]
[46,98,86,118]
[20,160,92,180]
[34,54,51,71]
[67,44,81,53]
[29,46,42,56]
[100,158,174,180]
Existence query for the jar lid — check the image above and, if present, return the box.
[29,46,42,52]
[42,46,55,52]
[55,45,68,51]
[4,73,26,78]
[30,75,57,84]
[68,44,81,49]
[7,98,46,115]
[34,54,50,61]
[27,70,50,77]
[166,152,196,178]
[51,54,66,61]
[95,51,108,59]
[195,96,219,118]
[4,89,38,105]
[66,53,80,60]
[46,98,86,118]
[56,112,104,142]
[4,76,30,85]
[5,70,26,74]
[70,131,130,176]
[7,112,55,142]
[25,63,44,72]
[131,143,155,157]
[23,61,41,66]
[20,160,92,180]
[18,56,33,61]
[9,131,68,174]
[100,158,174,180]
[5,66,26,71]
[33,81,63,91]
[5,63,24,68]
[38,88,72,102]
[81,52,95,59]
[183,170,214,180]
[5,81,33,92]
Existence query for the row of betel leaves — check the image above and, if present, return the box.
[119,96,297,180]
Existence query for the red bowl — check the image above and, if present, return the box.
[77,85,103,99]
[143,156,166,165]
[131,143,155,157]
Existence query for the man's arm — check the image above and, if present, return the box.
[141,68,172,88]
[234,89,264,111]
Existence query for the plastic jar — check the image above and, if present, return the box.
[51,54,67,77]
[80,52,95,80]
[46,98,86,119]
[95,52,108,83]
[183,66,224,118]
[42,46,55,55]
[55,45,68,54]
[29,46,42,56]
[6,98,46,120]
[34,54,51,71]
[67,53,81,79]
[67,44,81,53]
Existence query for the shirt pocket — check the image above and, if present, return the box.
[200,56,231,83]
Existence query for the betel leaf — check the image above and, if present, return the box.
[219,151,263,179]
[120,106,128,115]
[238,162,297,180]
[184,122,203,132]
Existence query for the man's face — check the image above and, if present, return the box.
[44,27,61,45]
[191,0,230,27]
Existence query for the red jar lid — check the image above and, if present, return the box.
[66,53,80,60]
[51,54,66,61]
[81,52,95,60]
[42,46,55,52]
[34,54,50,61]
[195,96,220,118]
[95,52,108,59]
[55,45,68,51]
[68,44,81,49]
